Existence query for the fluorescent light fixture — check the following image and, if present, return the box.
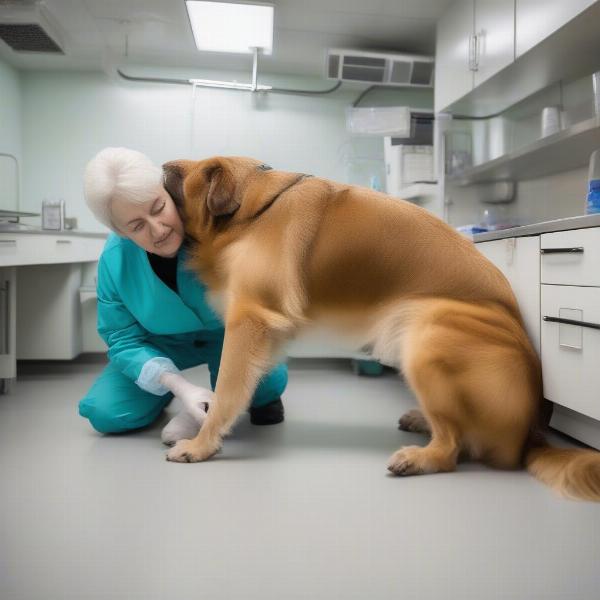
[185,1,274,55]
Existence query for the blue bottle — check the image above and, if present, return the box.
[587,150,600,214]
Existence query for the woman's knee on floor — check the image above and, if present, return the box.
[78,362,172,434]
[78,395,169,434]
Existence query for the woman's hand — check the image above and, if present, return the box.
[159,372,214,424]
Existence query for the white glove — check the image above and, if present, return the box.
[159,371,214,423]
[161,409,203,446]
[159,372,215,446]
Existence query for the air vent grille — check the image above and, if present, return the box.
[327,54,339,78]
[390,61,411,84]
[411,61,434,85]
[326,48,434,88]
[0,23,63,52]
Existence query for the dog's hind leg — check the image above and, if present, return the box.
[398,409,431,434]
[388,300,539,477]
[389,365,461,476]
[389,307,471,476]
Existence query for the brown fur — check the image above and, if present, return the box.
[162,156,600,502]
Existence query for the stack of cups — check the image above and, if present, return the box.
[541,106,561,137]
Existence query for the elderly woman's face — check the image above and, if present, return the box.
[111,186,185,257]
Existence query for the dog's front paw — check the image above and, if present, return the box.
[166,438,219,463]
[387,446,425,476]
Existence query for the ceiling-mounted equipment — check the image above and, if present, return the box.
[0,0,65,53]
[183,1,275,91]
[119,1,341,96]
[188,46,272,91]
[185,1,273,55]
[326,48,434,88]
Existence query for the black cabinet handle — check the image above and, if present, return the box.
[543,316,600,330]
[540,247,584,254]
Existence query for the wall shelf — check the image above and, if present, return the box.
[447,116,600,186]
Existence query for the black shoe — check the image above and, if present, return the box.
[249,398,285,425]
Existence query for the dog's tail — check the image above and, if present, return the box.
[525,441,600,502]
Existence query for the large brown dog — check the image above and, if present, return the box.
[162,156,600,501]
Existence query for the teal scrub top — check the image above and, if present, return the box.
[97,233,223,389]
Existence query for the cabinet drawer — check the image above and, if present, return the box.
[0,234,105,266]
[541,228,600,286]
[541,284,600,420]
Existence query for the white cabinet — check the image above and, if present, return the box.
[435,0,515,112]
[478,226,600,449]
[0,232,106,390]
[0,267,17,390]
[436,0,599,113]
[16,264,83,360]
[541,284,600,421]
[540,228,600,286]
[435,0,474,113]
[516,0,596,57]
[474,0,515,87]
[476,236,540,355]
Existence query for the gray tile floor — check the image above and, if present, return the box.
[1,357,599,600]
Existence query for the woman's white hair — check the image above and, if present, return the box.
[84,147,163,231]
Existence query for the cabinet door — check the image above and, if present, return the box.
[435,0,475,113]
[474,0,515,87]
[476,237,541,355]
[516,0,596,57]
[541,284,600,421]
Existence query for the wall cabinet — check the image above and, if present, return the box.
[435,0,474,114]
[473,0,516,88]
[515,0,596,57]
[435,0,514,112]
[436,0,599,114]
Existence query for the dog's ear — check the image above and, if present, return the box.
[162,160,193,209]
[206,166,240,217]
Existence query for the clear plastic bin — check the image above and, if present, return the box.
[346,106,411,137]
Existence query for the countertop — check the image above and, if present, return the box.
[473,214,600,242]
[0,225,107,239]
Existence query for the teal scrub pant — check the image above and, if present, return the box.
[78,331,288,434]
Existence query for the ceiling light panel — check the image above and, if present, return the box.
[185,1,274,55]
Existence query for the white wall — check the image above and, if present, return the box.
[20,68,432,232]
[0,57,22,211]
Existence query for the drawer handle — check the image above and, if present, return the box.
[0,240,17,246]
[56,240,72,244]
[543,316,600,330]
[540,247,584,254]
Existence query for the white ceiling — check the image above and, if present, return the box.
[0,0,451,77]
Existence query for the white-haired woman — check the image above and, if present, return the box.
[79,147,287,444]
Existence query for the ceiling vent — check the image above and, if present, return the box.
[0,1,65,53]
[326,48,434,88]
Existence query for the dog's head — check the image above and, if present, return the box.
[162,156,303,239]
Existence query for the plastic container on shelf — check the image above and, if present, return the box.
[346,106,411,137]
[586,149,600,214]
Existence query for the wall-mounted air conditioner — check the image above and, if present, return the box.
[0,0,66,54]
[326,48,434,87]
